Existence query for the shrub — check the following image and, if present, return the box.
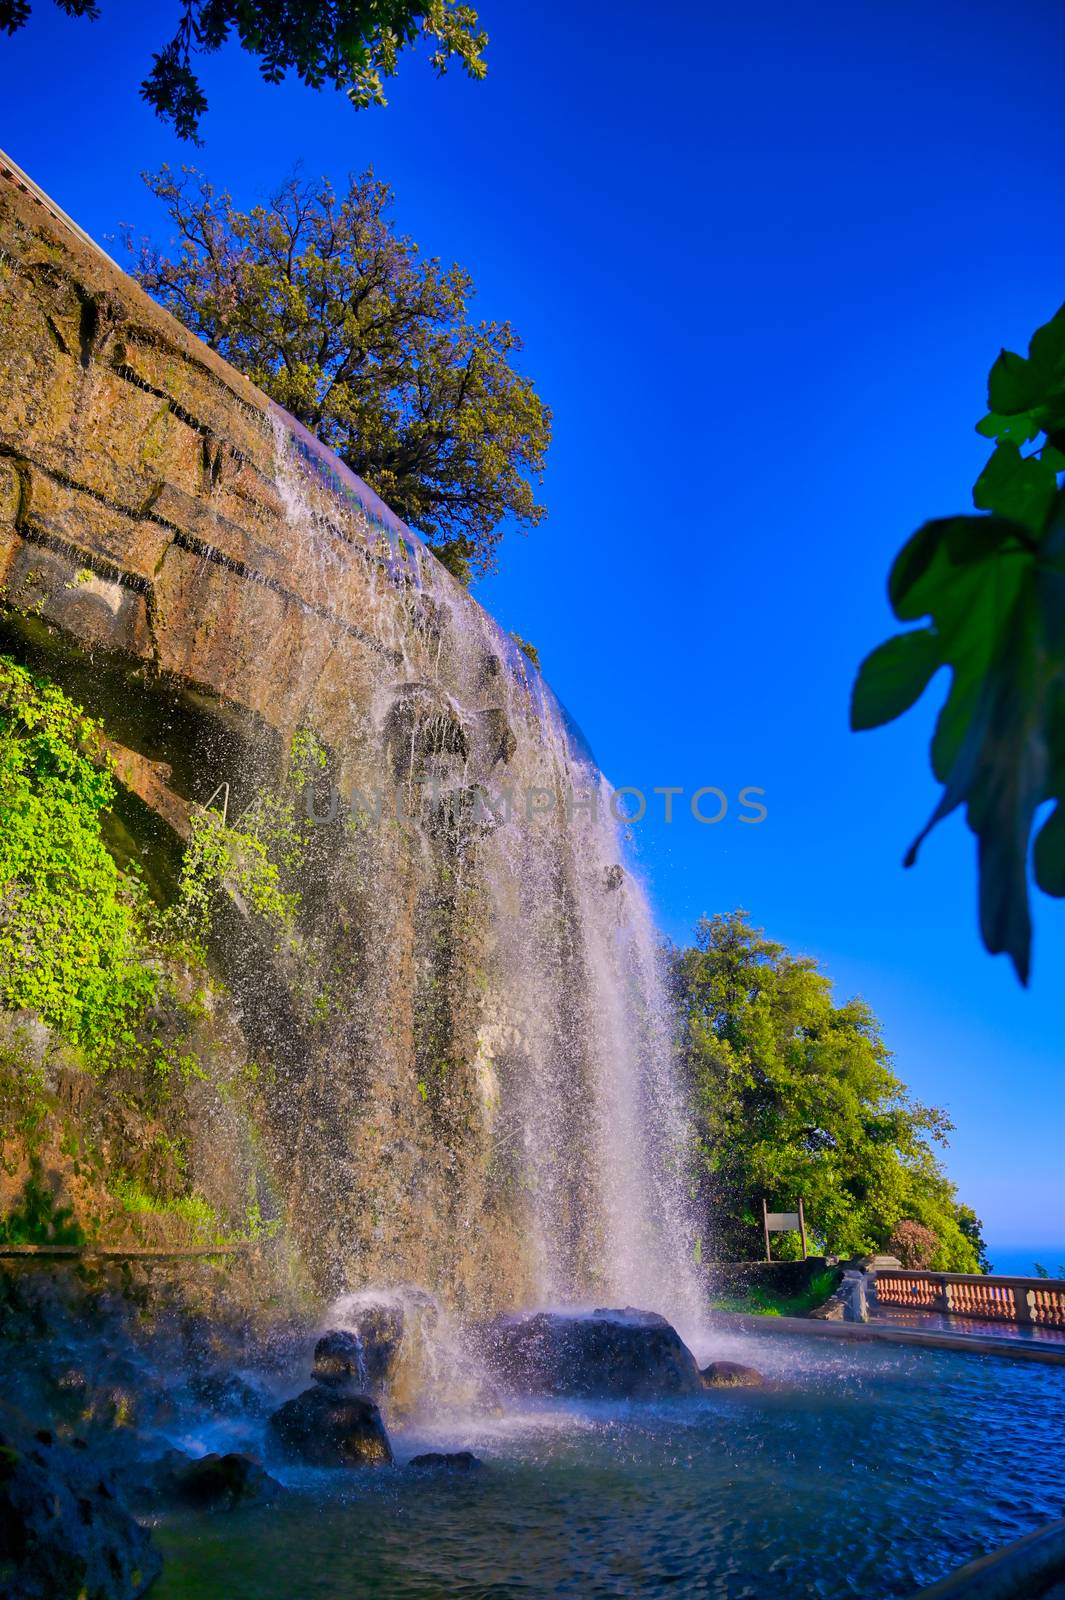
[888,1219,940,1268]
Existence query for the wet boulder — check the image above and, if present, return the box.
[267,1387,392,1467]
[0,1421,160,1600]
[188,1369,268,1417]
[132,1449,281,1511]
[700,1361,764,1388]
[323,1289,442,1408]
[477,1308,703,1400]
[312,1329,365,1390]
[408,1450,482,1472]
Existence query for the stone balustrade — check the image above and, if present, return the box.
[874,1270,1065,1329]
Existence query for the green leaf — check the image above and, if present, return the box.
[976,409,1042,446]
[859,470,1058,980]
[987,348,1041,416]
[943,513,1031,566]
[1033,803,1065,898]
[972,443,1058,532]
[888,520,949,616]
[850,631,942,731]
[982,304,1065,445]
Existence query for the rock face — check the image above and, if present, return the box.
[0,167,541,1310]
[477,1309,704,1400]
[0,1420,160,1600]
[267,1387,393,1467]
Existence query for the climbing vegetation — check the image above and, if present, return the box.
[168,730,323,951]
[0,656,157,1055]
[852,301,1065,983]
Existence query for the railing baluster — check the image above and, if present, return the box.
[872,1269,1063,1329]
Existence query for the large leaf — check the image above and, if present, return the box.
[858,500,1065,982]
[850,631,941,731]
[857,301,1065,982]
[972,443,1059,532]
[1032,604,1065,900]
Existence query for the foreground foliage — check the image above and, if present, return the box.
[0,657,157,1053]
[0,654,309,1245]
[130,166,551,582]
[852,301,1065,983]
[1,1,487,142]
[673,910,987,1271]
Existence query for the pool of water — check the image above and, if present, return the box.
[152,1330,1065,1600]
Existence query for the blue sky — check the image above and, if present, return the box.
[3,0,1064,1258]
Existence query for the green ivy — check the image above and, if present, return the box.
[167,731,320,950]
[0,657,157,1054]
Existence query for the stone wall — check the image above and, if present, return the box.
[0,167,536,1312]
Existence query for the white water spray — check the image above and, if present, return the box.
[269,409,706,1347]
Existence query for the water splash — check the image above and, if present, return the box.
[267,409,706,1345]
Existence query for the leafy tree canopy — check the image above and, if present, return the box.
[851,302,1065,984]
[0,1,488,141]
[129,166,551,581]
[673,909,986,1272]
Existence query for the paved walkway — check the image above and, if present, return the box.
[714,1309,1065,1364]
[873,1302,1065,1345]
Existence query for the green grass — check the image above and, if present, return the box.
[112,1176,224,1240]
[710,1267,840,1318]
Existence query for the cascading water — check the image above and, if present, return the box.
[266,406,706,1347]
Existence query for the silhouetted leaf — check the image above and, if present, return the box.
[850,632,941,731]
[856,287,1065,983]
[979,303,1065,446]
[1034,800,1065,898]
[972,443,1058,532]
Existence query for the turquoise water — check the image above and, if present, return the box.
[985,1245,1065,1278]
[152,1331,1065,1600]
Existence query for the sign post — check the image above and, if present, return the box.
[762,1199,808,1261]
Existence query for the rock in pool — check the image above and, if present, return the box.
[132,1449,281,1511]
[267,1386,393,1467]
[476,1307,703,1400]
[408,1450,482,1472]
[312,1329,366,1390]
[700,1361,764,1388]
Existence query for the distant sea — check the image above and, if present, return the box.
[985,1246,1065,1278]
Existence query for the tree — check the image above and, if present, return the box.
[127,167,550,582]
[672,909,986,1271]
[0,1,488,142]
[851,302,1065,985]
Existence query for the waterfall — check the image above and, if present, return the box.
[265,407,705,1343]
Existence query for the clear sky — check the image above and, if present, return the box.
[3,0,1063,1260]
